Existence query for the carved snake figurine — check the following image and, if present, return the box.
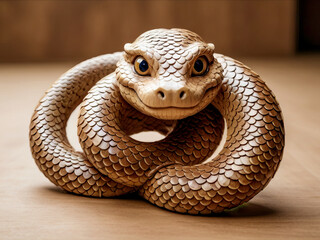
[29,29,284,214]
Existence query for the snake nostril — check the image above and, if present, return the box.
[180,91,186,99]
[158,91,165,99]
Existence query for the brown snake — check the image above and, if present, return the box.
[29,29,284,214]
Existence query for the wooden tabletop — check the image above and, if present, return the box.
[0,55,319,240]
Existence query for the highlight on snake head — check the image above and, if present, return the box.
[29,28,284,215]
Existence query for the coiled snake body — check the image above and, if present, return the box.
[29,29,284,214]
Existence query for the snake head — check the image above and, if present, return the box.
[116,28,223,120]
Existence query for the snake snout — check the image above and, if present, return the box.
[142,85,198,108]
[157,86,187,101]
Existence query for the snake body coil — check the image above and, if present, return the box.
[30,29,284,214]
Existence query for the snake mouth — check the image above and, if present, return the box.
[119,84,219,120]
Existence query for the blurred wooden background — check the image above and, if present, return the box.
[0,0,297,62]
[1,1,320,239]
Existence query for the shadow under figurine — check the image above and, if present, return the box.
[29,28,285,215]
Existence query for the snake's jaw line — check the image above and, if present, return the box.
[30,28,284,215]
[118,82,221,120]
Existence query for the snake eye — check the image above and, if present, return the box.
[192,56,209,76]
[134,56,150,76]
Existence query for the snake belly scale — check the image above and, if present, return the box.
[29,28,284,214]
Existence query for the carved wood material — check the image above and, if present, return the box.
[29,29,285,214]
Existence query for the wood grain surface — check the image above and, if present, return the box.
[0,0,296,62]
[0,55,319,239]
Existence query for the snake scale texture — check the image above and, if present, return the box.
[29,29,284,214]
